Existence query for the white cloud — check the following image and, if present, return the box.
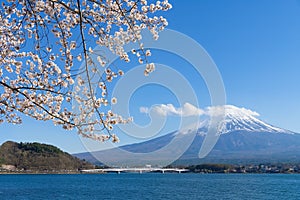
[139,107,149,114]
[206,105,260,117]
[140,104,260,118]
[140,103,205,117]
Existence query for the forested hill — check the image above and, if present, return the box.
[0,141,94,172]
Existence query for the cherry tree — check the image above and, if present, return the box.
[0,0,171,142]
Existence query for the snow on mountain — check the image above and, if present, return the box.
[180,105,293,136]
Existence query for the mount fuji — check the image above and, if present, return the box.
[75,105,300,165]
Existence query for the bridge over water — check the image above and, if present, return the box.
[81,167,189,174]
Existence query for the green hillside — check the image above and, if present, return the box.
[0,141,94,172]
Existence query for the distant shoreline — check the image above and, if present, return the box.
[2,162,300,174]
[1,172,300,175]
[1,170,300,175]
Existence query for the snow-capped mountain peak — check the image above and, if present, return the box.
[193,105,292,135]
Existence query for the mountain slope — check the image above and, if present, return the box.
[178,131,300,164]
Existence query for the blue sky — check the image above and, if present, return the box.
[1,0,300,153]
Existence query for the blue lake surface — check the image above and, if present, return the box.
[0,173,299,200]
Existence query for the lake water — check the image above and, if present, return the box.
[0,174,299,200]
